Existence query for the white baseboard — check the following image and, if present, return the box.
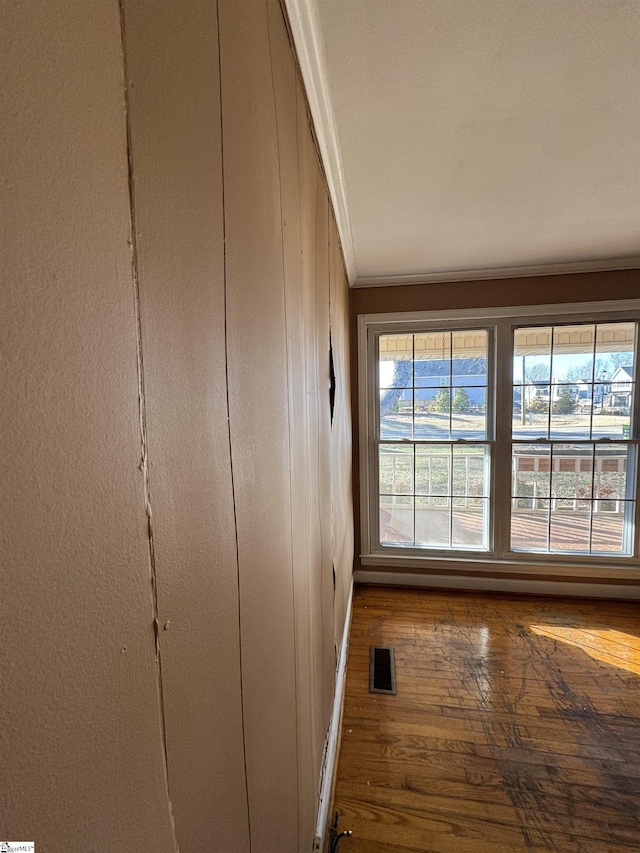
[313,577,354,852]
[354,570,640,600]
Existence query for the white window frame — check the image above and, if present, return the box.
[358,299,640,579]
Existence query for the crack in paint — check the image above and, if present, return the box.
[216,1,253,848]
[117,3,180,850]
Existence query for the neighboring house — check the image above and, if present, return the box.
[392,358,487,409]
[527,367,634,410]
[608,365,634,407]
[410,376,486,407]
[575,379,592,402]
[518,379,611,408]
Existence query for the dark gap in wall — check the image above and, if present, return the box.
[329,332,336,424]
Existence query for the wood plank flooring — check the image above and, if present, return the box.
[332,585,640,852]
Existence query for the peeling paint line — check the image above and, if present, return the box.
[117,2,180,851]
[216,1,253,847]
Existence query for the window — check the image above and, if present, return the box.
[378,329,492,550]
[359,301,640,571]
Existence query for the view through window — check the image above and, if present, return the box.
[511,323,636,555]
[379,330,490,549]
[370,315,638,562]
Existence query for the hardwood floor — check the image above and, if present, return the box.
[332,585,640,852]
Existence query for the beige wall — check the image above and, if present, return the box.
[350,270,640,583]
[1,1,352,851]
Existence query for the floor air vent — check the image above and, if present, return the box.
[369,646,396,694]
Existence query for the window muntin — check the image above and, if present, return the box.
[366,312,639,565]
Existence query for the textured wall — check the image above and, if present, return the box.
[1,0,353,851]
[0,1,179,849]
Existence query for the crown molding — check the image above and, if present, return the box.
[284,0,357,284]
[352,257,640,288]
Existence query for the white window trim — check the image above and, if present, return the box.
[358,299,640,580]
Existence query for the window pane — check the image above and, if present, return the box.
[514,326,554,440]
[379,334,412,389]
[549,506,591,553]
[594,444,628,502]
[379,444,413,495]
[592,383,632,439]
[546,439,593,552]
[514,327,552,386]
[550,444,593,502]
[511,444,550,551]
[452,500,488,549]
[415,446,451,496]
[379,495,413,546]
[380,388,412,440]
[593,323,635,439]
[511,500,549,551]
[591,444,635,555]
[512,444,551,507]
[415,498,450,547]
[451,330,487,384]
[452,445,489,497]
[510,442,635,555]
[550,385,591,439]
[512,386,523,428]
[414,332,450,388]
[382,441,490,552]
[414,393,451,439]
[451,332,488,437]
[591,501,630,555]
[452,387,486,438]
[552,324,595,383]
[513,386,550,438]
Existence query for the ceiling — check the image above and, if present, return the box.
[285,0,640,286]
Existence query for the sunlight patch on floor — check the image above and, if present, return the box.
[531,625,640,677]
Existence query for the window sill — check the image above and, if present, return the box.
[360,551,640,581]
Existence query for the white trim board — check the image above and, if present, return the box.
[355,570,640,600]
[359,554,640,581]
[283,0,357,284]
[313,577,354,853]
[357,298,640,326]
[352,258,640,288]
